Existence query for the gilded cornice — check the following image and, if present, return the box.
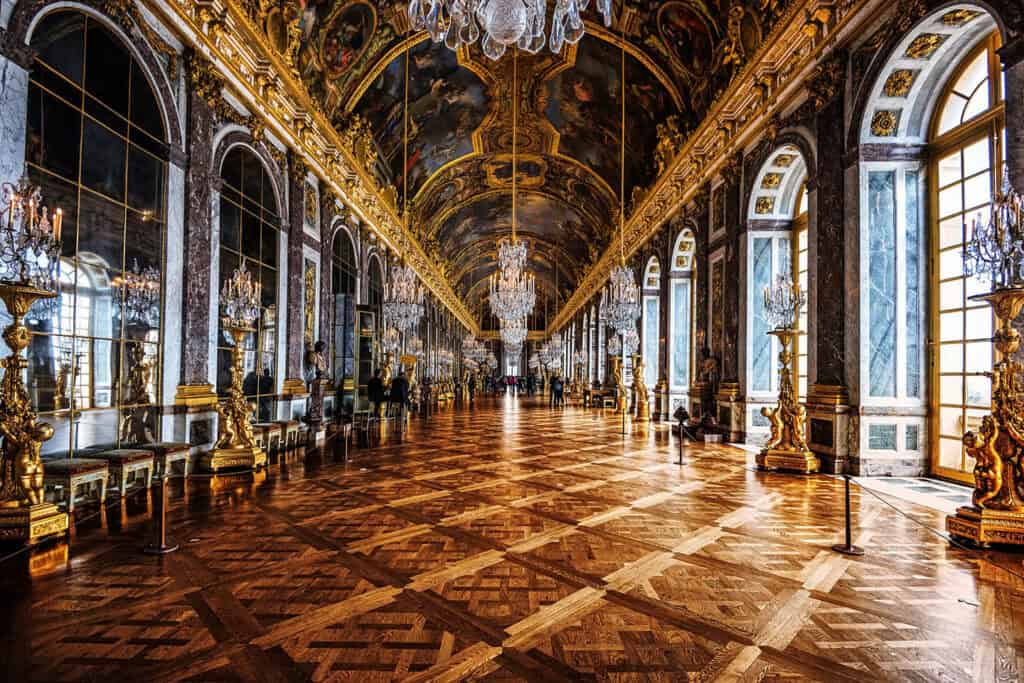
[142,0,479,334]
[546,0,886,335]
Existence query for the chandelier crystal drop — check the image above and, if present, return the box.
[382,324,401,353]
[622,327,639,355]
[409,0,613,61]
[607,331,621,357]
[383,261,425,332]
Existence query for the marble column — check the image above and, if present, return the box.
[319,195,338,346]
[718,158,745,442]
[0,51,30,189]
[692,189,711,357]
[282,153,308,396]
[176,70,217,399]
[806,62,852,473]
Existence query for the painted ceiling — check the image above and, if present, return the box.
[281,0,790,326]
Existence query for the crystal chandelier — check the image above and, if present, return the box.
[485,350,498,368]
[500,315,528,348]
[409,0,613,61]
[604,26,641,337]
[382,324,401,353]
[489,48,535,323]
[383,261,425,332]
[0,174,62,291]
[528,352,540,370]
[384,33,425,333]
[762,273,806,331]
[221,261,261,330]
[113,258,161,330]
[964,171,1024,290]
[462,334,487,364]
[408,335,425,359]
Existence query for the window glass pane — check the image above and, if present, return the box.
[962,138,990,176]
[938,94,967,136]
[32,13,87,85]
[130,61,164,141]
[27,85,81,181]
[126,145,164,215]
[905,171,921,398]
[868,171,897,397]
[643,297,658,387]
[81,118,126,201]
[671,280,691,390]
[937,150,961,188]
[84,20,131,118]
[78,190,125,271]
[751,237,773,393]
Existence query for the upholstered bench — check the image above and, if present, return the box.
[135,442,191,479]
[43,458,109,512]
[91,449,154,495]
[276,420,301,450]
[253,423,283,454]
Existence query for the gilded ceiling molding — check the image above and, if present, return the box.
[141,0,480,334]
[547,0,890,334]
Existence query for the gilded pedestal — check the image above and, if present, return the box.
[756,330,818,474]
[947,287,1024,546]
[0,284,69,544]
[204,325,266,472]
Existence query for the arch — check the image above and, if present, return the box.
[642,256,661,292]
[15,1,183,150]
[670,228,697,272]
[747,143,810,220]
[211,132,286,221]
[854,4,1001,147]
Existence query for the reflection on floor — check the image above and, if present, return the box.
[1,397,1021,682]
[853,476,973,514]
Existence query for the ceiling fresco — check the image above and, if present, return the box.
[256,0,794,324]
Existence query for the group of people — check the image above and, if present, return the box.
[367,368,409,418]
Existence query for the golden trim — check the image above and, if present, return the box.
[806,383,849,407]
[174,383,218,407]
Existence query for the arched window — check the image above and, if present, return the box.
[217,146,281,422]
[330,227,358,391]
[597,294,607,382]
[931,33,1003,482]
[641,257,661,388]
[368,255,384,321]
[669,229,695,409]
[23,11,169,454]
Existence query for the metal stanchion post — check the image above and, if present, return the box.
[832,474,865,556]
[143,475,179,555]
[677,418,689,466]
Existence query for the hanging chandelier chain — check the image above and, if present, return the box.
[619,18,626,266]
[512,46,518,241]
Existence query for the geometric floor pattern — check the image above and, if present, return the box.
[3,397,1023,682]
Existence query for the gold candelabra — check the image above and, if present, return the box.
[756,329,817,473]
[0,285,69,543]
[756,276,817,473]
[204,264,266,472]
[947,286,1024,545]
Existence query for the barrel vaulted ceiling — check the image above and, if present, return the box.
[284,0,790,326]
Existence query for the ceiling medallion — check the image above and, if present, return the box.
[870,110,900,137]
[409,0,613,60]
[904,33,948,60]
[883,69,916,98]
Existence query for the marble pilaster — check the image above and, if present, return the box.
[0,54,29,189]
[718,160,745,442]
[282,152,307,396]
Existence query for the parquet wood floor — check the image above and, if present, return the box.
[3,397,1024,682]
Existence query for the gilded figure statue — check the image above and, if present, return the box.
[654,115,684,176]
[632,355,650,422]
[120,345,155,444]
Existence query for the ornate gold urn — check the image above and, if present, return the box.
[0,284,69,544]
[756,329,818,473]
[947,287,1024,545]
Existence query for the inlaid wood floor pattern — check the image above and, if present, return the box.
[4,398,1024,682]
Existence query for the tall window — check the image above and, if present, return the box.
[217,147,280,422]
[641,258,660,387]
[669,230,695,409]
[331,228,358,385]
[792,184,809,399]
[931,34,1003,482]
[749,234,791,396]
[22,11,168,453]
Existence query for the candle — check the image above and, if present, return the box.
[53,209,62,242]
